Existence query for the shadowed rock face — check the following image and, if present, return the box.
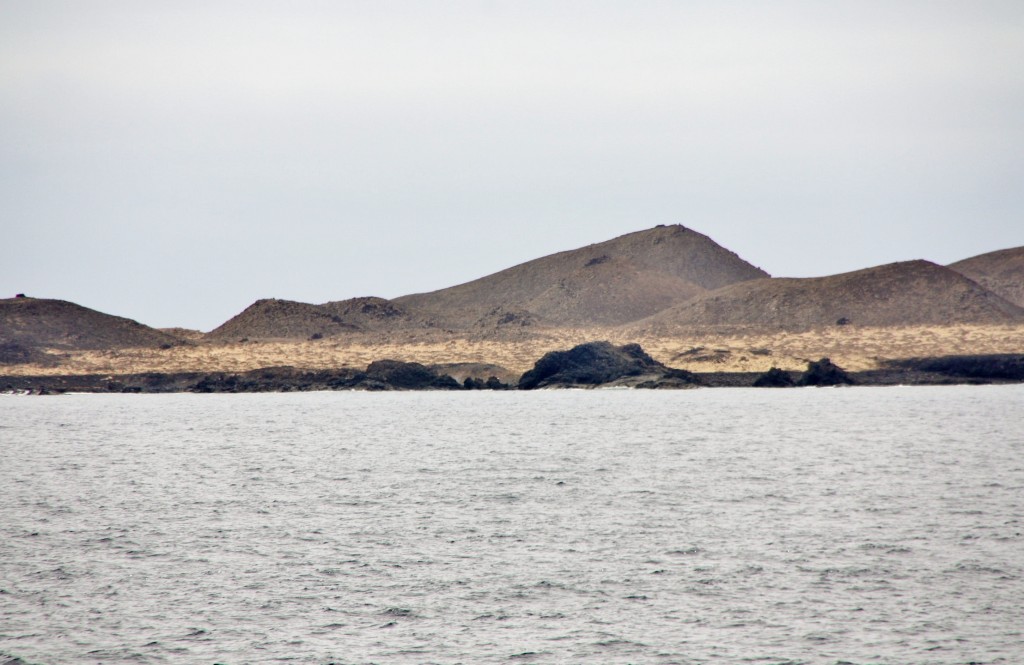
[518,341,697,389]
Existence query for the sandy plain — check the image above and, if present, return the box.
[5,323,1022,380]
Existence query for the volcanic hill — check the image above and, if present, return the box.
[0,296,178,363]
[205,225,769,341]
[393,225,769,328]
[206,296,432,343]
[629,260,1024,333]
[948,246,1024,309]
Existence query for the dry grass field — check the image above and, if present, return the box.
[5,323,1023,379]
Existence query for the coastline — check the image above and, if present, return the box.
[4,353,1023,394]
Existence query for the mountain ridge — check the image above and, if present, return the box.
[628,259,1024,333]
[3,229,1022,358]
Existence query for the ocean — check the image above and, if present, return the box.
[1,386,1022,664]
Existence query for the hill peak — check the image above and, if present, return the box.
[0,296,178,352]
[393,225,768,327]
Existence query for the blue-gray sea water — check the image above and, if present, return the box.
[1,386,1022,665]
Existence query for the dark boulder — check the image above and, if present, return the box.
[519,341,697,389]
[753,367,796,387]
[463,375,512,390]
[364,360,461,390]
[485,376,510,390]
[798,358,854,386]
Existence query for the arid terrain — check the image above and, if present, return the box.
[3,323,1023,380]
[3,225,1022,386]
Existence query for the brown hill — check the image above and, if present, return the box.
[205,299,353,342]
[393,225,768,327]
[630,260,1024,333]
[0,297,179,355]
[948,246,1024,308]
[205,296,433,342]
[320,296,433,331]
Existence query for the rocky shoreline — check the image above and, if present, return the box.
[3,342,1023,394]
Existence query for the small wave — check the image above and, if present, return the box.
[380,607,415,617]
[509,651,548,660]
[949,561,1015,578]
[1,655,43,665]
[594,638,647,648]
[858,542,913,554]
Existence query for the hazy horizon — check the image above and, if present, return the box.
[3,2,1022,330]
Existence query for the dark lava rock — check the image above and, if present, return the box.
[463,376,512,390]
[485,376,509,390]
[798,358,854,386]
[884,354,1024,382]
[633,370,700,389]
[753,367,796,388]
[519,341,697,389]
[363,360,461,390]
[189,367,364,393]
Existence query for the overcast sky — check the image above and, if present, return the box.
[2,1,1022,331]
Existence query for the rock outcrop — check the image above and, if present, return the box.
[798,358,854,386]
[360,359,461,390]
[518,341,698,389]
[752,367,796,387]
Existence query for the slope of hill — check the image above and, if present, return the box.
[0,297,179,353]
[630,260,1024,333]
[948,246,1024,309]
[205,299,356,342]
[320,297,432,331]
[205,296,433,342]
[393,225,769,327]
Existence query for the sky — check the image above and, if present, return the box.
[2,1,1023,331]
